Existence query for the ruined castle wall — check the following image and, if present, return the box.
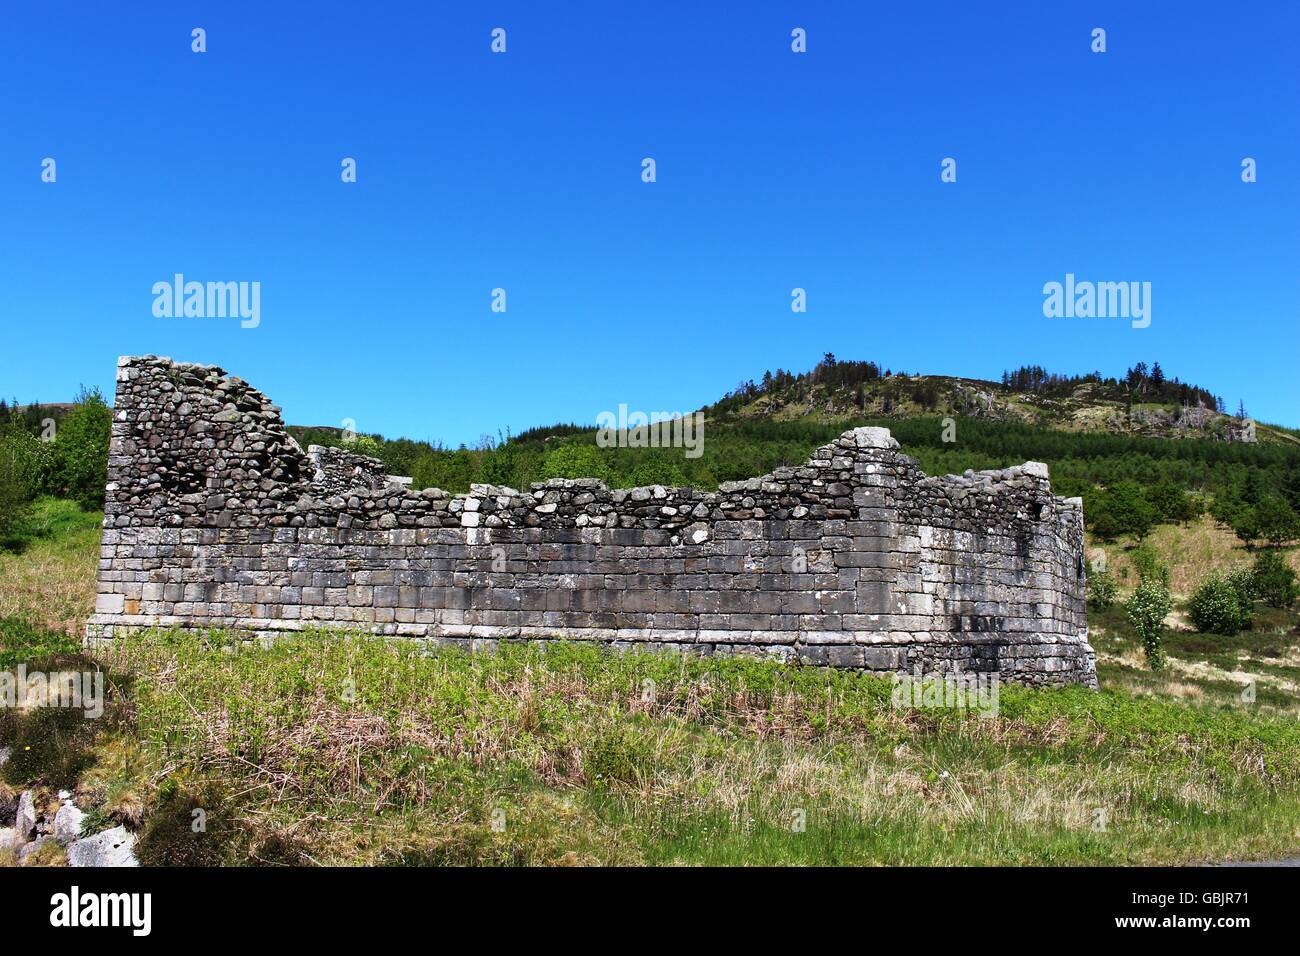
[87,356,1097,687]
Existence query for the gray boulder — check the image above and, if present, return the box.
[15,790,37,839]
[67,826,139,867]
[54,801,87,845]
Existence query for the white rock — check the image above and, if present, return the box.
[848,426,899,450]
[67,826,139,867]
[16,790,37,838]
[0,746,10,766]
[54,801,87,844]
[0,826,18,851]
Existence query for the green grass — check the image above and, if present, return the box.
[0,495,102,552]
[1,627,1296,866]
[0,616,80,670]
[0,498,102,635]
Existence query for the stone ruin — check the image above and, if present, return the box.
[86,356,1097,687]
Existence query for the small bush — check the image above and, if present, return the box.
[1188,573,1253,636]
[1253,551,1298,609]
[1129,543,1170,587]
[1087,569,1118,609]
[1126,578,1171,671]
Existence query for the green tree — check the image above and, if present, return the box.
[1144,479,1199,525]
[626,459,687,488]
[1087,569,1118,609]
[1252,551,1297,609]
[1229,503,1261,550]
[1255,495,1300,546]
[1089,481,1158,540]
[540,444,610,482]
[1129,542,1171,588]
[0,441,30,544]
[50,387,112,511]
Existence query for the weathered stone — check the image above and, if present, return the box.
[67,826,139,867]
[85,357,1097,688]
[16,790,37,839]
[54,801,87,844]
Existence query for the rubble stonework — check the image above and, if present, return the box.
[86,356,1097,687]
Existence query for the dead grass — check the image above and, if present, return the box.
[1088,516,1300,598]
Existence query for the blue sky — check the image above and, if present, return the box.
[2,1,1297,443]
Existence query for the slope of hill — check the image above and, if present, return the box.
[704,357,1273,445]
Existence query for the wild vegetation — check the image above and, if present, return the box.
[5,607,1300,866]
[2,360,1298,865]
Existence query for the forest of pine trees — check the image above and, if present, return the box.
[999,361,1221,410]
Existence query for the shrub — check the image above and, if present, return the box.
[1129,543,1170,587]
[1126,578,1171,671]
[1188,573,1253,635]
[1087,569,1118,609]
[1253,551,1298,609]
[49,387,112,511]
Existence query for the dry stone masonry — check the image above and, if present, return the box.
[87,356,1097,687]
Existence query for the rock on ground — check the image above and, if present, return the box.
[54,801,86,845]
[16,790,37,839]
[67,826,139,867]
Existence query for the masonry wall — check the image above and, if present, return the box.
[87,356,1097,687]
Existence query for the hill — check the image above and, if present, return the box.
[704,356,1287,445]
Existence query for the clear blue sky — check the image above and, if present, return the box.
[2,1,1297,444]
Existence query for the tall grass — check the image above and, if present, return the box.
[65,631,1300,866]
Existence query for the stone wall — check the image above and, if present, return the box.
[87,356,1097,687]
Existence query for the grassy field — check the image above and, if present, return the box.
[0,498,102,636]
[2,502,1300,866]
